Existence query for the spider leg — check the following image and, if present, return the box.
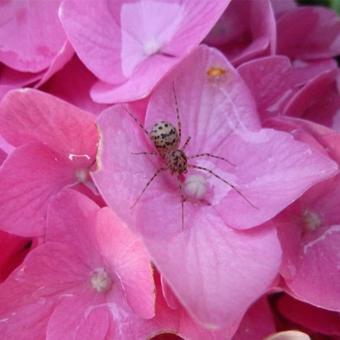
[176,177,186,231]
[172,82,181,144]
[130,167,168,209]
[181,136,191,151]
[188,164,258,209]
[124,106,149,136]
[131,151,157,156]
[188,153,235,166]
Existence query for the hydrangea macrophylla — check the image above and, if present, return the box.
[277,6,340,61]
[0,1,74,98]
[205,0,276,66]
[0,189,159,339]
[91,45,337,329]
[59,0,231,103]
[0,89,98,237]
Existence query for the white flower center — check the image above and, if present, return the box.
[90,268,112,293]
[75,168,89,183]
[302,210,321,232]
[143,39,161,56]
[184,174,208,200]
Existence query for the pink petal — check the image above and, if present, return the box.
[205,0,276,65]
[95,207,155,319]
[145,221,281,329]
[284,68,340,130]
[60,0,230,102]
[0,143,77,236]
[46,292,110,340]
[277,294,340,336]
[0,0,66,72]
[0,89,98,167]
[277,7,340,60]
[270,0,297,18]
[238,56,295,120]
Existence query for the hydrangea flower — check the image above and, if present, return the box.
[0,89,98,236]
[59,0,230,102]
[0,1,73,99]
[0,189,156,339]
[91,45,337,330]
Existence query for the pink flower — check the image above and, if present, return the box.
[0,189,156,339]
[0,1,74,99]
[59,0,230,103]
[205,0,276,65]
[91,45,337,329]
[0,89,98,236]
[267,121,340,312]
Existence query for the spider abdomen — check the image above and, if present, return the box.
[149,121,179,155]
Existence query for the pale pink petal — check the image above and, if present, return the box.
[95,207,155,319]
[145,221,281,329]
[0,143,77,236]
[277,7,340,60]
[0,89,98,167]
[278,295,340,336]
[0,0,66,72]
[60,0,230,102]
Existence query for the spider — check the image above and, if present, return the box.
[126,83,257,229]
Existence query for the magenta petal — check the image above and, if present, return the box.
[277,7,340,60]
[0,89,97,165]
[0,143,77,236]
[238,56,294,120]
[206,0,276,65]
[0,0,66,72]
[278,295,340,336]
[95,207,155,319]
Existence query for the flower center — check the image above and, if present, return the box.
[302,209,321,232]
[183,174,208,200]
[90,268,112,293]
[75,168,89,183]
[143,39,161,56]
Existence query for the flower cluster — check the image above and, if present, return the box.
[0,0,339,339]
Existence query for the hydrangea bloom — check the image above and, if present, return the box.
[0,89,98,236]
[91,45,337,330]
[59,0,230,103]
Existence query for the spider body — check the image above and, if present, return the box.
[127,82,257,228]
[165,149,187,175]
[149,121,179,156]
